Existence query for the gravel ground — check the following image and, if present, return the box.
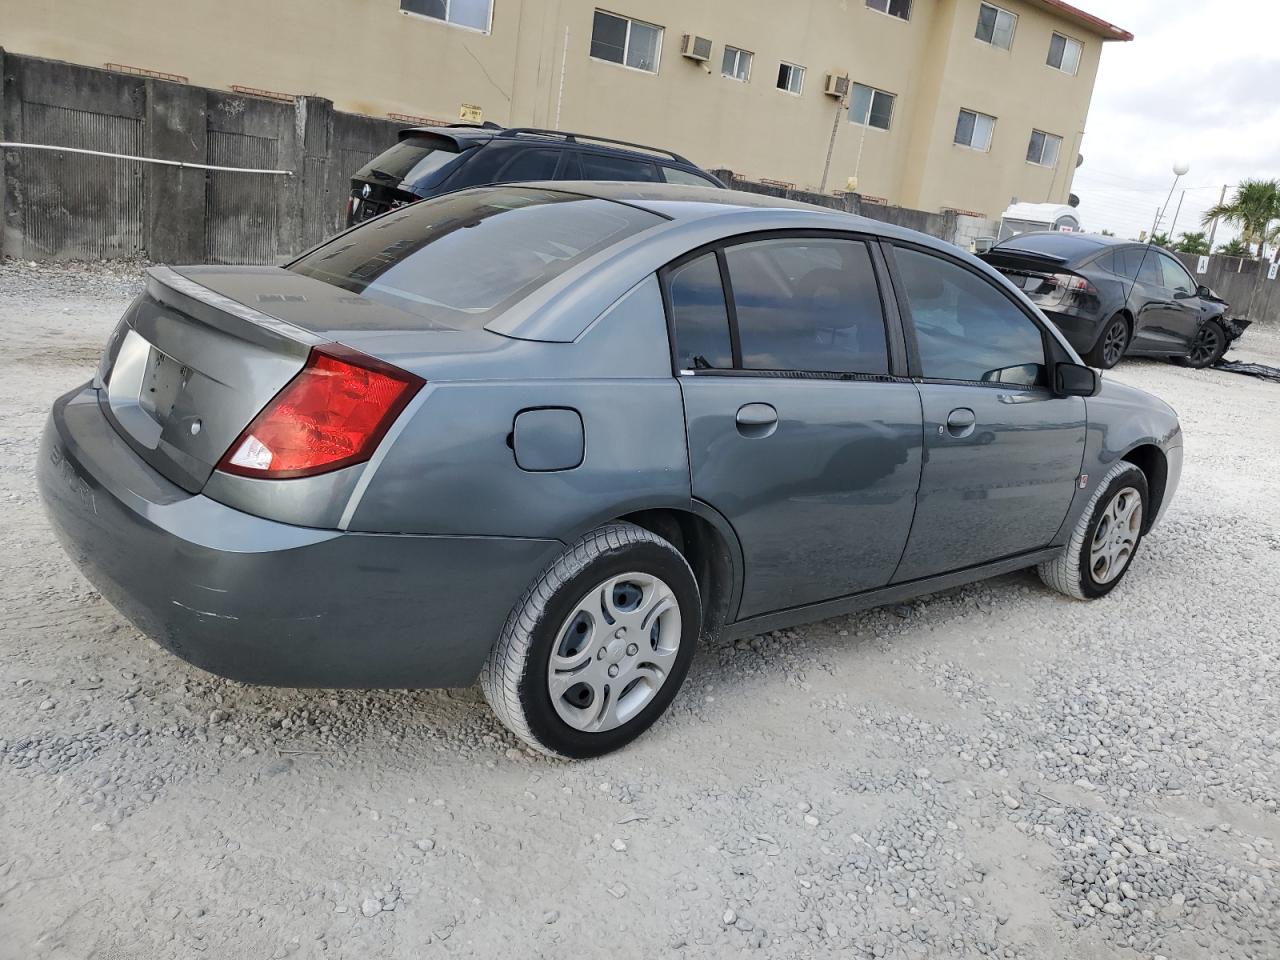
[1,259,1278,960]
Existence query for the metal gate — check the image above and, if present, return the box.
[19,103,144,259]
[205,131,280,264]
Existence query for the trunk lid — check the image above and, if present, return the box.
[980,248,1092,307]
[99,265,507,492]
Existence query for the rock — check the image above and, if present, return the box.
[415,838,435,852]
[723,908,737,925]
[804,815,819,827]
[360,898,381,918]
[543,910,559,924]
[612,838,627,852]
[607,884,627,899]
[209,709,228,724]
[1002,795,1020,810]
[39,700,55,711]
[1102,902,1124,917]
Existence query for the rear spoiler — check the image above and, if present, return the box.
[979,248,1070,272]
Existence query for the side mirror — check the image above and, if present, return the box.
[1196,284,1214,298]
[1173,287,1196,300]
[1055,362,1099,397]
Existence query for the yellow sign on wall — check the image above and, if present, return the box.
[459,103,483,124]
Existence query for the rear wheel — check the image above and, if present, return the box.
[1086,314,1130,369]
[1178,320,1228,369]
[480,522,700,758]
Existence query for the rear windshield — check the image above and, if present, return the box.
[355,136,465,190]
[289,186,664,329]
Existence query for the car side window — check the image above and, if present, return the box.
[579,153,661,182]
[667,253,734,370]
[722,238,889,375]
[661,166,713,186]
[497,149,561,183]
[1136,249,1164,287]
[894,246,1045,386]
[1157,253,1195,294]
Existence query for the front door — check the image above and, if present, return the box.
[664,237,923,618]
[1123,247,1199,353]
[886,244,1086,582]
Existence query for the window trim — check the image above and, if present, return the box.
[399,0,493,35]
[849,83,896,130]
[722,45,753,82]
[974,2,1017,50]
[879,239,1060,390]
[776,61,806,96]
[1047,31,1083,75]
[865,0,913,23]
[954,108,997,152]
[657,229,910,380]
[1025,129,1063,167]
[589,9,665,75]
[575,149,661,181]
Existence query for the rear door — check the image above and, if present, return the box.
[667,233,923,618]
[885,243,1085,582]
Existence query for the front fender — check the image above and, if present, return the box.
[1053,378,1183,543]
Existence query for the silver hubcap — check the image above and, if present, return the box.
[1089,486,1143,584]
[547,573,682,733]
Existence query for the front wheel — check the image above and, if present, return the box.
[480,522,701,758]
[1177,320,1228,369]
[1038,461,1149,600]
[1085,315,1130,369]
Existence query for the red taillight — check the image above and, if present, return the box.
[1049,273,1097,295]
[217,345,424,479]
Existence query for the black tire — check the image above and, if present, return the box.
[1177,320,1228,369]
[480,522,701,759]
[1038,461,1149,600]
[1085,314,1130,369]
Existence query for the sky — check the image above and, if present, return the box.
[1068,0,1280,245]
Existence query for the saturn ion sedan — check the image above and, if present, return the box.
[39,183,1183,758]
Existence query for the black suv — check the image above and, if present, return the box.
[346,124,724,225]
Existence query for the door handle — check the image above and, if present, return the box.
[735,402,778,438]
[944,407,976,438]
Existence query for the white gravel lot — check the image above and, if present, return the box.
[1,260,1278,960]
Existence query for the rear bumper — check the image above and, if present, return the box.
[1040,309,1103,355]
[38,384,561,688]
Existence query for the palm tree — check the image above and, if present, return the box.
[1201,179,1280,259]
[1174,231,1210,255]
[1216,238,1251,258]
[1149,232,1172,249]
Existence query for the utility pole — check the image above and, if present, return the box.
[1205,183,1228,251]
[819,91,847,195]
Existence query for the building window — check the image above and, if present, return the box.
[400,0,492,32]
[1047,32,1082,74]
[590,10,663,73]
[866,0,911,21]
[1026,129,1062,166]
[955,109,996,151]
[975,3,1016,49]
[722,46,753,82]
[777,62,805,95]
[849,83,895,129]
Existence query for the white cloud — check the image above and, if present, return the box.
[1069,0,1280,245]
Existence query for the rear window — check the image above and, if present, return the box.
[355,136,465,190]
[289,186,663,329]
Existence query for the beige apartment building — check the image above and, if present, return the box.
[1,0,1130,218]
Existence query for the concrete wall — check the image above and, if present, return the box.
[0,0,1129,218]
[1,51,399,263]
[1176,252,1280,327]
[710,169,999,248]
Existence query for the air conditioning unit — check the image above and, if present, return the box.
[681,34,713,62]
[824,73,850,98]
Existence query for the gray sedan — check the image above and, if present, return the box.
[38,183,1183,758]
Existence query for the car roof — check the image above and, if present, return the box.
[476,183,1005,342]
[994,230,1133,260]
[400,124,705,169]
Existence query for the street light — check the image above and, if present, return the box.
[1151,160,1190,241]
